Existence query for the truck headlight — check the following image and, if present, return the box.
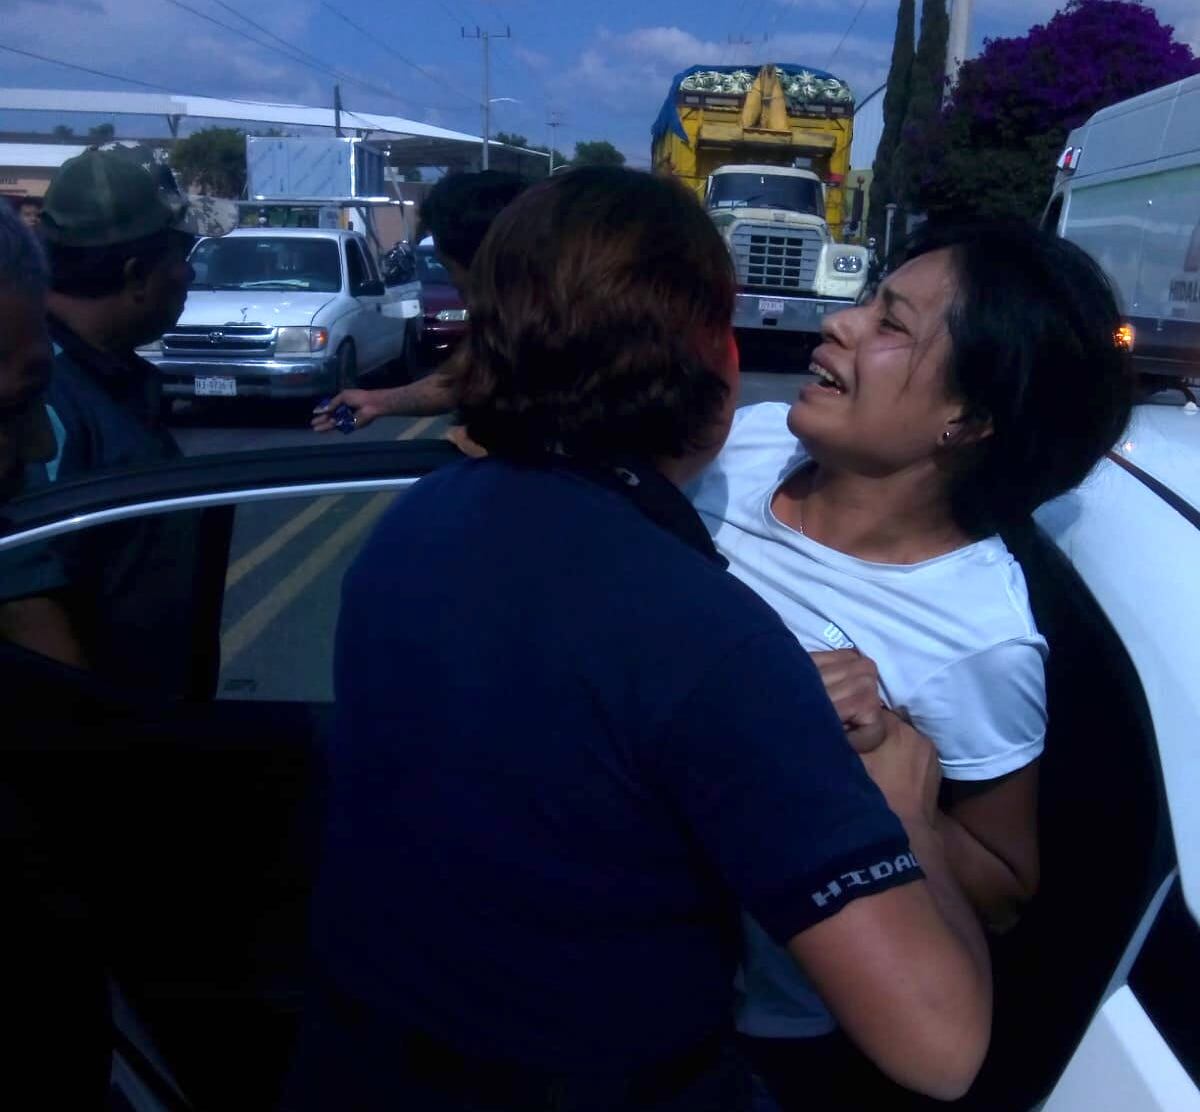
[435,309,469,322]
[832,255,863,274]
[276,327,330,353]
[138,340,163,354]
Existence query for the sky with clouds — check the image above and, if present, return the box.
[3,0,1198,163]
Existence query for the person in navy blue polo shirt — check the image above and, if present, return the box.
[292,167,990,1112]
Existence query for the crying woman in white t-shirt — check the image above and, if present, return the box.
[688,223,1134,1095]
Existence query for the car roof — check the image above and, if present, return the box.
[1113,404,1200,511]
[1037,401,1200,922]
[223,228,359,241]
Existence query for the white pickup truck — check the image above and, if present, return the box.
[142,227,422,405]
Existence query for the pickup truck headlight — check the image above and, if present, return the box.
[276,327,330,353]
[435,309,469,322]
[832,254,864,274]
[138,340,163,354]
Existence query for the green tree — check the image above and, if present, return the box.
[52,124,75,140]
[868,0,915,242]
[571,140,626,167]
[892,0,949,206]
[403,167,423,182]
[170,127,247,198]
[495,131,567,174]
[88,122,115,142]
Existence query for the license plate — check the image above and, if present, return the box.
[758,299,786,315]
[194,376,237,397]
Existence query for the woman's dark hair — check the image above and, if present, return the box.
[419,170,530,271]
[46,230,173,299]
[451,166,735,463]
[903,221,1135,535]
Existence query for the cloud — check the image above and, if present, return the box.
[0,0,458,122]
[513,45,551,72]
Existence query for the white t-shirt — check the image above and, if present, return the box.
[687,402,1048,1038]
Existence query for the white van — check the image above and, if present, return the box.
[1044,72,1200,380]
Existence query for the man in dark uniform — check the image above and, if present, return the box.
[39,150,230,697]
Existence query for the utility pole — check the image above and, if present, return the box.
[334,83,343,138]
[945,0,972,96]
[728,33,753,64]
[463,25,511,171]
[547,111,562,176]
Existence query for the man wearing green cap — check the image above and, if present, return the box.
[40,148,195,474]
[37,148,226,695]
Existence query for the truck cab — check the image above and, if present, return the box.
[653,64,869,339]
[705,164,868,336]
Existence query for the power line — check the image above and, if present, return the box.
[163,0,310,68]
[161,0,471,117]
[827,0,872,69]
[319,1,481,109]
[208,0,337,75]
[0,43,175,92]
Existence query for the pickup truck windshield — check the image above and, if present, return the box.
[708,173,823,217]
[416,247,453,286]
[189,237,342,293]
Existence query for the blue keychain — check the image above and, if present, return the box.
[318,398,357,434]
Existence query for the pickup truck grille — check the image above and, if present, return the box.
[160,325,276,356]
[729,223,822,293]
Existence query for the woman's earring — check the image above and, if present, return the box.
[941,429,954,444]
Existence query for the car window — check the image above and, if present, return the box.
[189,237,341,293]
[416,248,452,285]
[345,239,368,293]
[217,489,409,701]
[363,245,382,284]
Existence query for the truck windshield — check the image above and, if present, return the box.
[708,173,823,216]
[189,237,342,293]
[416,247,453,285]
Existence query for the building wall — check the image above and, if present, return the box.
[0,168,56,198]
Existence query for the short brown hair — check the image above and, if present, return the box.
[450,166,735,463]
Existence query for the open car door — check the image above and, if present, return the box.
[0,440,459,1109]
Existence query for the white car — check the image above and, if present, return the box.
[0,394,1197,1108]
[142,227,422,404]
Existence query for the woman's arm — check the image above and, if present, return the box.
[811,649,1040,932]
[941,765,1040,933]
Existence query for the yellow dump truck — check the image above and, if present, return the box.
[653,64,868,337]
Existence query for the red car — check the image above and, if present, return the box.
[416,243,469,364]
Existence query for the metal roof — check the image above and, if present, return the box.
[0,88,548,173]
[0,142,87,168]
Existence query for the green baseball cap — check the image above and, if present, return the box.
[41,147,201,248]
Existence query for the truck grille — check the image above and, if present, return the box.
[730,223,822,293]
[161,325,276,356]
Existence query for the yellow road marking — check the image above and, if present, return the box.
[225,495,341,589]
[220,491,395,667]
[219,413,445,667]
[221,414,443,591]
[397,414,440,440]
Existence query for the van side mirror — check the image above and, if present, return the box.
[355,278,386,298]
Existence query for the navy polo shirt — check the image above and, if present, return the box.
[313,456,917,1081]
